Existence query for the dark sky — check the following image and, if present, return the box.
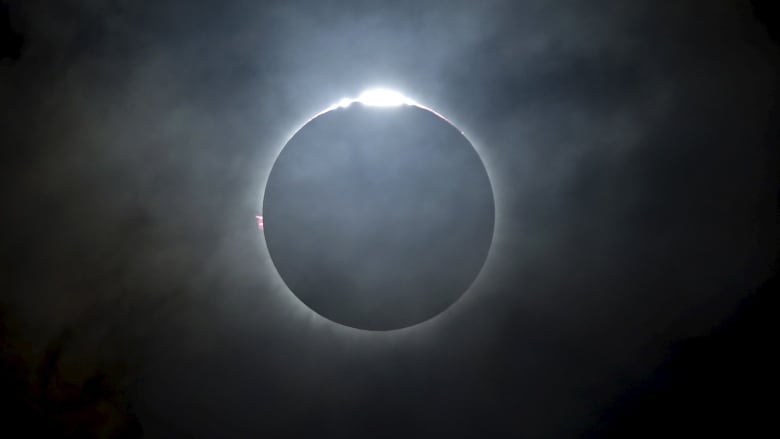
[1,0,778,437]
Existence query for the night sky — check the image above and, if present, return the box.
[1,1,778,437]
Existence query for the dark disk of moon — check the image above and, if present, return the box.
[263,103,494,330]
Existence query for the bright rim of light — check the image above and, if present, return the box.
[303,88,459,134]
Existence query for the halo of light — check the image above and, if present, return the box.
[258,88,498,334]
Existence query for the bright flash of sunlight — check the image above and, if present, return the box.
[332,88,418,110]
[355,89,416,107]
[305,89,421,123]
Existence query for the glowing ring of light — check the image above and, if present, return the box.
[260,88,497,334]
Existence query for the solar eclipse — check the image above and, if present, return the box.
[262,91,495,330]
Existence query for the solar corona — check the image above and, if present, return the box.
[261,90,495,330]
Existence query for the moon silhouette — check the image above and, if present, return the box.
[263,98,494,330]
